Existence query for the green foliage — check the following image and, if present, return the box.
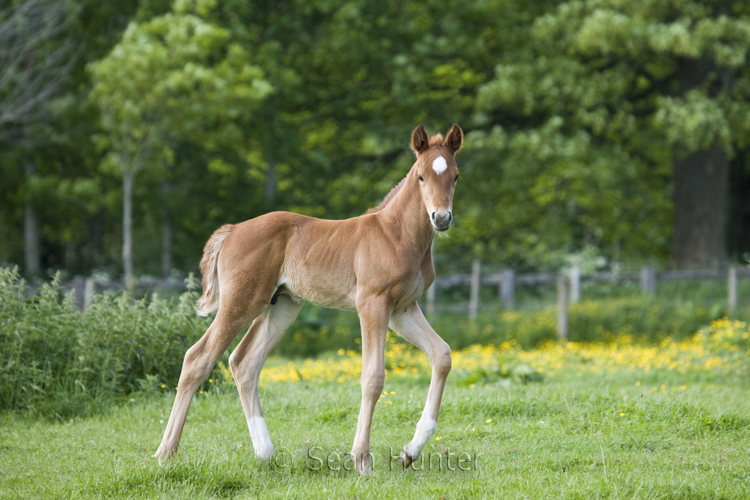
[3,0,750,278]
[426,297,727,352]
[88,5,273,172]
[452,356,543,387]
[0,267,210,417]
[275,305,362,359]
[569,299,718,343]
[0,0,138,275]
[456,0,750,267]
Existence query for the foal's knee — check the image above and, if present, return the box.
[433,342,452,378]
[179,343,213,386]
[361,369,385,398]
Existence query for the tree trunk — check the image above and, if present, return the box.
[671,58,731,268]
[671,143,729,267]
[24,203,40,276]
[23,162,40,276]
[123,171,134,287]
[161,181,172,279]
[728,150,750,259]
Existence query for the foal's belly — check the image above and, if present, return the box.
[278,268,358,311]
[280,269,426,313]
[295,284,358,311]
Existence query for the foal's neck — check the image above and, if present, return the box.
[379,169,434,255]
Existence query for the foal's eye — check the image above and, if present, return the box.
[418,175,424,182]
[454,175,459,183]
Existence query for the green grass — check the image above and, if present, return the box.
[2,371,749,499]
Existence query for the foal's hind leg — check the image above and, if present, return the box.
[228,293,303,459]
[388,302,452,468]
[154,294,269,462]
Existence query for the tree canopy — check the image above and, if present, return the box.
[1,0,749,280]
[467,0,750,268]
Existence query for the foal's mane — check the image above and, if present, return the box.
[366,133,444,215]
[366,177,407,214]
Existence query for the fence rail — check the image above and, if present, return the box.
[429,261,750,337]
[56,262,750,339]
[53,277,193,311]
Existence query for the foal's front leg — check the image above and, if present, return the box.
[351,296,391,474]
[389,302,452,468]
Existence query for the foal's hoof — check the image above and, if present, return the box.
[400,447,415,469]
[352,451,374,474]
[253,445,275,461]
[153,444,176,464]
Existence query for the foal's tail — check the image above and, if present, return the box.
[195,224,235,316]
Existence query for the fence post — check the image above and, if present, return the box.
[728,266,737,314]
[640,266,656,295]
[426,283,436,315]
[557,275,568,340]
[469,259,481,321]
[569,264,580,304]
[83,278,95,310]
[500,269,515,310]
[73,275,85,311]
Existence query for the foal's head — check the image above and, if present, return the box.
[410,124,463,232]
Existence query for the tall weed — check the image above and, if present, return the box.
[0,267,210,418]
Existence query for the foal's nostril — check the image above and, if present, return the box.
[431,210,452,230]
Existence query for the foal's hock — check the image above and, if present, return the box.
[155,124,464,474]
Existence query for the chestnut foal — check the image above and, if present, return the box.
[155,124,463,473]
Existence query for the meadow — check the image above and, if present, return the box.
[2,268,750,498]
[2,360,749,499]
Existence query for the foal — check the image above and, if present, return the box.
[155,124,463,473]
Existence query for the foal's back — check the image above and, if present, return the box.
[218,211,403,311]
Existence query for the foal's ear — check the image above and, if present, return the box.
[410,124,430,155]
[444,124,463,154]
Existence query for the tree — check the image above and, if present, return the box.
[472,0,750,268]
[0,0,79,276]
[99,0,554,273]
[7,0,749,279]
[198,0,541,219]
[89,2,272,285]
[0,0,78,142]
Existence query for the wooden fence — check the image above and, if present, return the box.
[61,262,750,338]
[426,261,750,338]
[63,277,190,311]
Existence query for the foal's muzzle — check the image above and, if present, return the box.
[431,210,452,232]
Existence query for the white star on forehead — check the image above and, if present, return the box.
[432,156,447,175]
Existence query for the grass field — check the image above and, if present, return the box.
[2,322,750,499]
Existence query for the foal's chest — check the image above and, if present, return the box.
[393,270,428,310]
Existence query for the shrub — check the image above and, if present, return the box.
[426,297,731,350]
[0,267,210,418]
